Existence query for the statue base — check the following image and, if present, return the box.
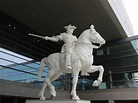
[26,100,90,103]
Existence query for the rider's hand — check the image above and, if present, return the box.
[28,33,32,35]
[43,36,49,40]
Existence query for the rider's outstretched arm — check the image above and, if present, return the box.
[43,36,60,42]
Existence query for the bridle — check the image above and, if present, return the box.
[76,30,103,49]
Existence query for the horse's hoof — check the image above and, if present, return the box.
[92,79,102,86]
[40,96,45,100]
[93,80,99,86]
[70,91,76,96]
[72,95,80,100]
[50,90,56,96]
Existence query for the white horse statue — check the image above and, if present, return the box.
[37,25,105,100]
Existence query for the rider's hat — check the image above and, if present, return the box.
[64,24,77,30]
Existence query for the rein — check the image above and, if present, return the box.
[76,42,101,49]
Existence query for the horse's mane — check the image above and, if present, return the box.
[77,29,90,42]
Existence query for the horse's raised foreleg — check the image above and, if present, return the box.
[88,65,104,86]
[71,63,80,100]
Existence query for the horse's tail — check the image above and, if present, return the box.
[37,57,47,81]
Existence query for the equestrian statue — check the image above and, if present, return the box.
[29,24,106,100]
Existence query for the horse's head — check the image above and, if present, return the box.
[89,25,105,45]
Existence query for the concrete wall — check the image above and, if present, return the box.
[1,79,138,103]
[0,79,70,100]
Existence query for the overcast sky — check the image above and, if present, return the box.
[122,0,138,36]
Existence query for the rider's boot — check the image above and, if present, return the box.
[66,53,72,69]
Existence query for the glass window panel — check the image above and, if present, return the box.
[0,47,33,66]
[11,65,35,72]
[0,67,37,82]
[122,55,138,66]
[0,68,18,77]
[25,62,40,69]
[108,58,122,68]
[98,61,108,69]
[109,42,134,54]
[0,52,27,63]
[0,48,32,60]
[96,49,104,56]
[131,40,138,49]
[0,58,13,66]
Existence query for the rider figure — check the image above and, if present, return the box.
[43,24,77,69]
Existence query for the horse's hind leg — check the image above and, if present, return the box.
[38,82,47,100]
[50,71,62,96]
[45,69,58,97]
[38,69,58,100]
[50,71,62,82]
[87,65,104,86]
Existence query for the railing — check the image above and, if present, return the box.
[76,78,138,90]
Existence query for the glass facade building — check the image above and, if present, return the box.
[0,10,65,90]
[80,36,138,90]
[1,9,138,92]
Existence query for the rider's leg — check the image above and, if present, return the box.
[66,53,72,69]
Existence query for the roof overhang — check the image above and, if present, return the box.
[0,0,134,59]
[0,0,134,41]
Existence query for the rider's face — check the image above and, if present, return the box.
[67,28,74,34]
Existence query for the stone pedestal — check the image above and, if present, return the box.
[26,100,90,103]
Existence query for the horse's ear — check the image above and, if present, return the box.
[90,25,94,30]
